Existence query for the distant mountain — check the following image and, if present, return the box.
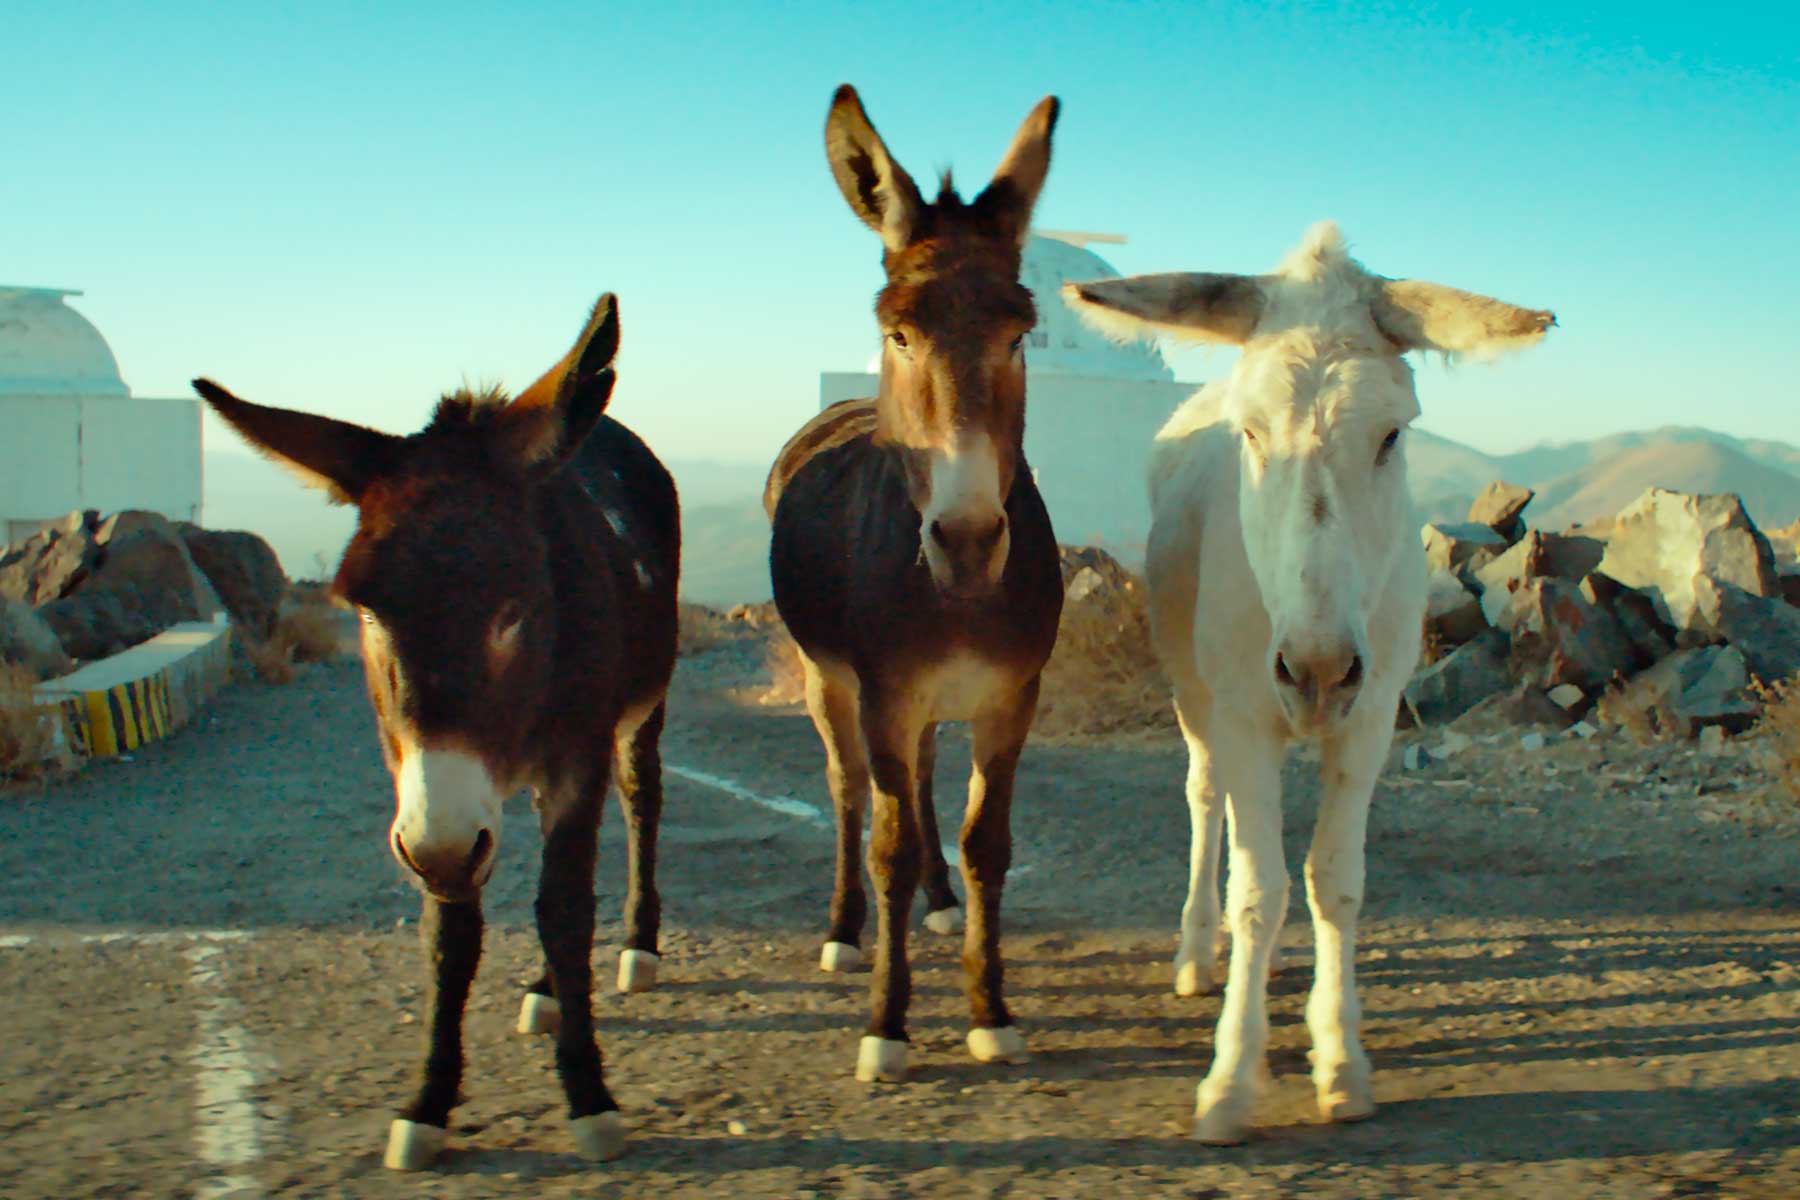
[1529,441,1800,531]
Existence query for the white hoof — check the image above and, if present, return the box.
[923,906,963,935]
[384,1119,446,1171]
[1315,1059,1376,1124]
[1173,959,1217,997]
[1193,1077,1256,1146]
[570,1110,628,1161]
[967,1025,1028,1064]
[819,941,863,973]
[617,949,659,993]
[516,992,560,1036]
[855,1036,909,1083]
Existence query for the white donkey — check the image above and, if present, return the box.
[1064,223,1553,1143]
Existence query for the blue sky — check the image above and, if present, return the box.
[6,1,1796,465]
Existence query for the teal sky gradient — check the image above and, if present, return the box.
[6,1,1795,465]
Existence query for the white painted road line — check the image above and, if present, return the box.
[666,762,1031,878]
[187,940,265,1199]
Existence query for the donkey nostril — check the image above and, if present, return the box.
[975,514,1007,550]
[465,828,494,877]
[1274,653,1297,688]
[1342,655,1365,689]
[928,519,950,549]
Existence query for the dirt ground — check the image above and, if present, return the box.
[2,631,1798,1198]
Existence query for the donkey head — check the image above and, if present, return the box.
[825,85,1058,599]
[1066,225,1554,729]
[193,295,621,899]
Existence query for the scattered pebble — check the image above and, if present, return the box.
[727,1119,748,1136]
[1519,732,1547,751]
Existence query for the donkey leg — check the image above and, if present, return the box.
[914,721,962,935]
[856,694,925,1082]
[804,655,870,973]
[960,678,1038,1066]
[614,699,667,994]
[1194,723,1288,1146]
[1172,687,1226,997]
[1305,706,1387,1125]
[536,782,626,1161]
[385,895,482,1170]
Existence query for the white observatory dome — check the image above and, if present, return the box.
[1021,235,1172,381]
[0,287,130,396]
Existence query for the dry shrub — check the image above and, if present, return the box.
[1751,675,1800,801]
[678,603,734,657]
[758,625,808,707]
[1595,674,1687,744]
[243,591,349,684]
[1033,573,1172,740]
[0,663,65,782]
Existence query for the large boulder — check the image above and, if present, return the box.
[1691,577,1800,684]
[1487,577,1638,690]
[0,510,101,606]
[1422,522,1507,579]
[1595,488,1779,631]
[36,589,154,661]
[180,526,287,639]
[1058,544,1135,602]
[0,597,72,680]
[1405,632,1510,725]
[35,512,224,660]
[1580,572,1678,664]
[1603,645,1758,735]
[1425,569,1486,647]
[1467,481,1534,542]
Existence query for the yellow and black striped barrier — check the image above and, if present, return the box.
[33,618,234,760]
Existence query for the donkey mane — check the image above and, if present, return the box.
[430,384,514,429]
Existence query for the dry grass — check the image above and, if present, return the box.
[1033,572,1172,741]
[0,663,65,783]
[758,626,808,707]
[1595,673,1688,744]
[1751,675,1800,801]
[243,590,350,684]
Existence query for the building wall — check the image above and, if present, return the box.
[818,371,1197,562]
[0,394,202,542]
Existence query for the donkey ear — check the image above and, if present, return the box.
[1371,279,1555,358]
[825,85,926,252]
[193,378,400,505]
[975,96,1060,247]
[499,293,619,472]
[1062,272,1267,346]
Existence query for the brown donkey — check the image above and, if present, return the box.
[767,86,1065,1081]
[193,295,678,1168]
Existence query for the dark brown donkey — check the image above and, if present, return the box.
[193,294,678,1168]
[766,86,1065,1082]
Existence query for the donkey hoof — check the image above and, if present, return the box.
[1319,1090,1377,1124]
[516,992,560,1036]
[923,906,963,935]
[384,1119,446,1171]
[571,1110,628,1161]
[1173,960,1217,998]
[855,1036,909,1082]
[820,941,864,973]
[967,1025,1028,1064]
[617,949,660,993]
[1192,1107,1251,1146]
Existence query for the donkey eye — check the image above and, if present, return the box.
[1377,428,1400,465]
[888,329,909,349]
[1008,334,1024,355]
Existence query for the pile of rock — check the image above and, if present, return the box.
[0,510,287,677]
[1409,483,1800,738]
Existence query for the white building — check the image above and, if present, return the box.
[820,233,1199,560]
[0,287,201,544]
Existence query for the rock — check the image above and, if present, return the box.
[1568,720,1598,739]
[1452,683,1577,733]
[1402,744,1432,770]
[1691,577,1800,684]
[1472,534,1545,598]
[1467,481,1535,541]
[0,597,72,679]
[1595,488,1779,631]
[0,511,101,606]
[1519,731,1547,752]
[180,526,287,638]
[1435,730,1474,757]
[1491,578,1639,690]
[31,512,224,660]
[1698,725,1726,755]
[1602,645,1758,736]
[1422,522,1507,578]
[1057,545,1134,593]
[1580,573,1678,663]
[1472,531,1607,601]
[1425,569,1487,647]
[36,589,153,660]
[1547,683,1585,710]
[1405,632,1509,725]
